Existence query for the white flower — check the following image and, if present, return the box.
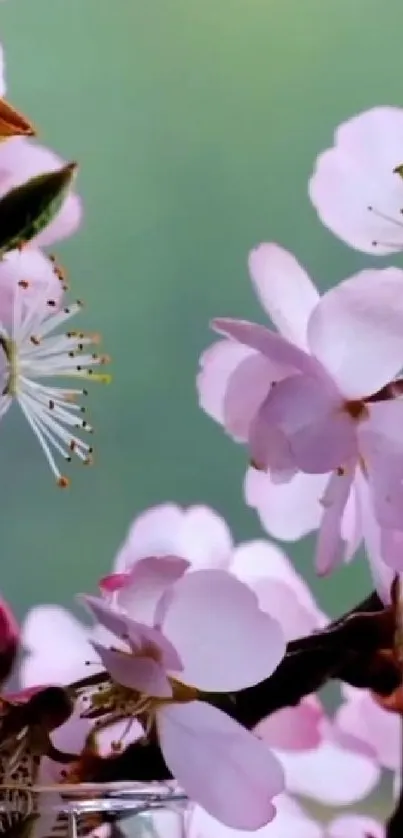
[0,276,110,486]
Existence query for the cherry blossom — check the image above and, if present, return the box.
[198,242,403,587]
[0,274,110,486]
[309,107,403,254]
[187,795,383,838]
[81,563,286,829]
[335,684,400,775]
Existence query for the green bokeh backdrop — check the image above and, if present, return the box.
[0,0,400,625]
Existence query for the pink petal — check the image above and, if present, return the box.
[174,506,233,570]
[115,556,190,625]
[328,815,384,838]
[162,570,285,692]
[80,594,131,639]
[223,351,282,442]
[309,106,403,255]
[0,138,82,246]
[356,471,395,603]
[50,711,92,757]
[99,572,129,594]
[91,641,173,698]
[307,267,403,397]
[360,400,403,530]
[188,796,322,838]
[379,527,403,571]
[114,504,185,570]
[245,468,329,540]
[252,374,356,473]
[257,698,323,751]
[248,244,319,350]
[276,740,379,805]
[158,701,284,829]
[127,620,183,672]
[315,466,355,575]
[249,412,297,476]
[197,338,260,427]
[335,691,400,772]
[229,540,324,622]
[20,605,97,687]
[212,319,319,376]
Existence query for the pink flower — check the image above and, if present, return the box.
[335,684,400,775]
[187,795,383,838]
[197,243,403,588]
[0,137,82,247]
[100,504,233,597]
[82,561,286,829]
[309,107,403,255]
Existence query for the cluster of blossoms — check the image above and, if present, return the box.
[2,8,403,838]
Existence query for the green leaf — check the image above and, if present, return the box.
[0,161,78,256]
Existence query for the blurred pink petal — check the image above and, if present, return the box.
[0,137,82,247]
[229,540,324,623]
[188,795,322,838]
[309,106,403,254]
[328,814,383,838]
[80,594,132,639]
[315,466,355,575]
[162,570,285,692]
[100,572,129,594]
[115,504,232,572]
[213,318,319,376]
[257,698,323,751]
[158,701,284,829]
[335,688,400,772]
[307,268,403,397]
[248,244,319,350]
[20,605,98,687]
[244,468,329,541]
[114,555,190,624]
[253,374,356,473]
[276,740,379,805]
[91,641,173,698]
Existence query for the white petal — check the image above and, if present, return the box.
[244,467,329,541]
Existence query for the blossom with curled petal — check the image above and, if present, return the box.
[309,106,403,255]
[0,259,110,486]
[81,561,286,829]
[197,242,403,590]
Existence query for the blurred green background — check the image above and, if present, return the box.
[0,0,400,623]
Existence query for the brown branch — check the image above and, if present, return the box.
[71,590,400,784]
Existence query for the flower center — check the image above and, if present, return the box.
[343,399,369,421]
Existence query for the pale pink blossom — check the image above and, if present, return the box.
[105,503,233,582]
[82,562,286,829]
[0,137,82,247]
[335,684,400,774]
[198,243,403,588]
[309,106,403,254]
[187,795,383,838]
